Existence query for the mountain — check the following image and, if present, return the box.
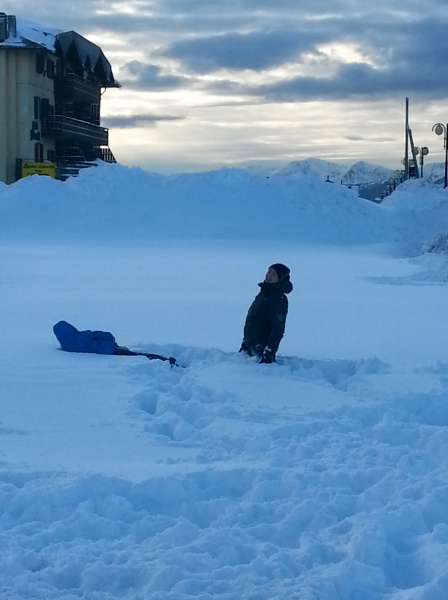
[273,158,349,181]
[253,158,397,185]
[424,162,445,182]
[245,164,281,177]
[341,161,396,185]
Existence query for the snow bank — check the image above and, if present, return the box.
[1,162,448,249]
[0,162,387,245]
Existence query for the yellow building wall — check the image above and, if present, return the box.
[0,48,55,184]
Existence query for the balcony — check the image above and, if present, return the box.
[56,73,101,103]
[41,115,109,146]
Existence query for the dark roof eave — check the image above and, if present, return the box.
[55,30,118,87]
[103,80,121,89]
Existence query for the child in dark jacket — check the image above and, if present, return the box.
[239,263,293,363]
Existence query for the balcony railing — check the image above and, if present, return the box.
[55,73,101,103]
[41,115,109,146]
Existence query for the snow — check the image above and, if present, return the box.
[1,163,448,599]
[341,161,395,185]
[273,158,349,182]
[423,163,447,184]
[0,17,59,51]
[251,158,398,185]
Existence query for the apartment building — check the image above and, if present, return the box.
[0,14,119,184]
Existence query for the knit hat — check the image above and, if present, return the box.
[270,263,290,282]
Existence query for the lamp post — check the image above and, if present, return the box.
[432,123,448,188]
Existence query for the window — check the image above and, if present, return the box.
[36,53,45,74]
[30,121,40,141]
[40,98,49,119]
[47,149,55,162]
[46,59,54,79]
[34,143,44,163]
[34,96,40,120]
[91,104,100,123]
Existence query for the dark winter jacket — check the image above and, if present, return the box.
[241,279,293,360]
[53,321,116,355]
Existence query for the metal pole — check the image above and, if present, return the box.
[408,128,420,179]
[404,98,409,180]
[445,125,448,189]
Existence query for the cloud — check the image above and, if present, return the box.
[147,9,448,104]
[4,0,448,173]
[118,61,193,90]
[6,0,448,104]
[158,29,326,73]
[154,0,435,18]
[345,135,396,143]
[103,113,183,128]
[204,56,448,103]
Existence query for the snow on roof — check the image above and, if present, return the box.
[0,16,118,86]
[0,16,60,51]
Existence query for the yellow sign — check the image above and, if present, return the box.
[22,162,56,179]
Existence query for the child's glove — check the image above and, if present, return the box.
[260,348,274,364]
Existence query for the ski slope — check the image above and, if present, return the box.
[1,163,448,599]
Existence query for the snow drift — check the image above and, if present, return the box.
[1,161,447,250]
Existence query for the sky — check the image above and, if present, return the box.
[4,0,448,172]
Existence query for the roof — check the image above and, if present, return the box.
[55,31,118,87]
[0,16,119,87]
[0,17,59,51]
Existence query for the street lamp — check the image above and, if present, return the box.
[432,123,448,188]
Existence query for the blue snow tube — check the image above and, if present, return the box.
[53,321,116,355]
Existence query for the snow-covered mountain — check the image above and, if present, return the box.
[245,164,281,177]
[424,162,446,182]
[272,158,349,182]
[251,158,398,185]
[341,161,396,185]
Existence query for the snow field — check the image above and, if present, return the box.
[2,348,448,599]
[1,164,448,598]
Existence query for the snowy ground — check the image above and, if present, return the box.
[1,165,448,599]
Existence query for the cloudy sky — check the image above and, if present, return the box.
[5,0,448,172]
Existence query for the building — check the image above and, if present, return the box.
[0,14,119,184]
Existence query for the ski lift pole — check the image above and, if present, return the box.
[408,128,420,179]
[433,123,448,189]
[445,131,447,188]
[404,98,409,180]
